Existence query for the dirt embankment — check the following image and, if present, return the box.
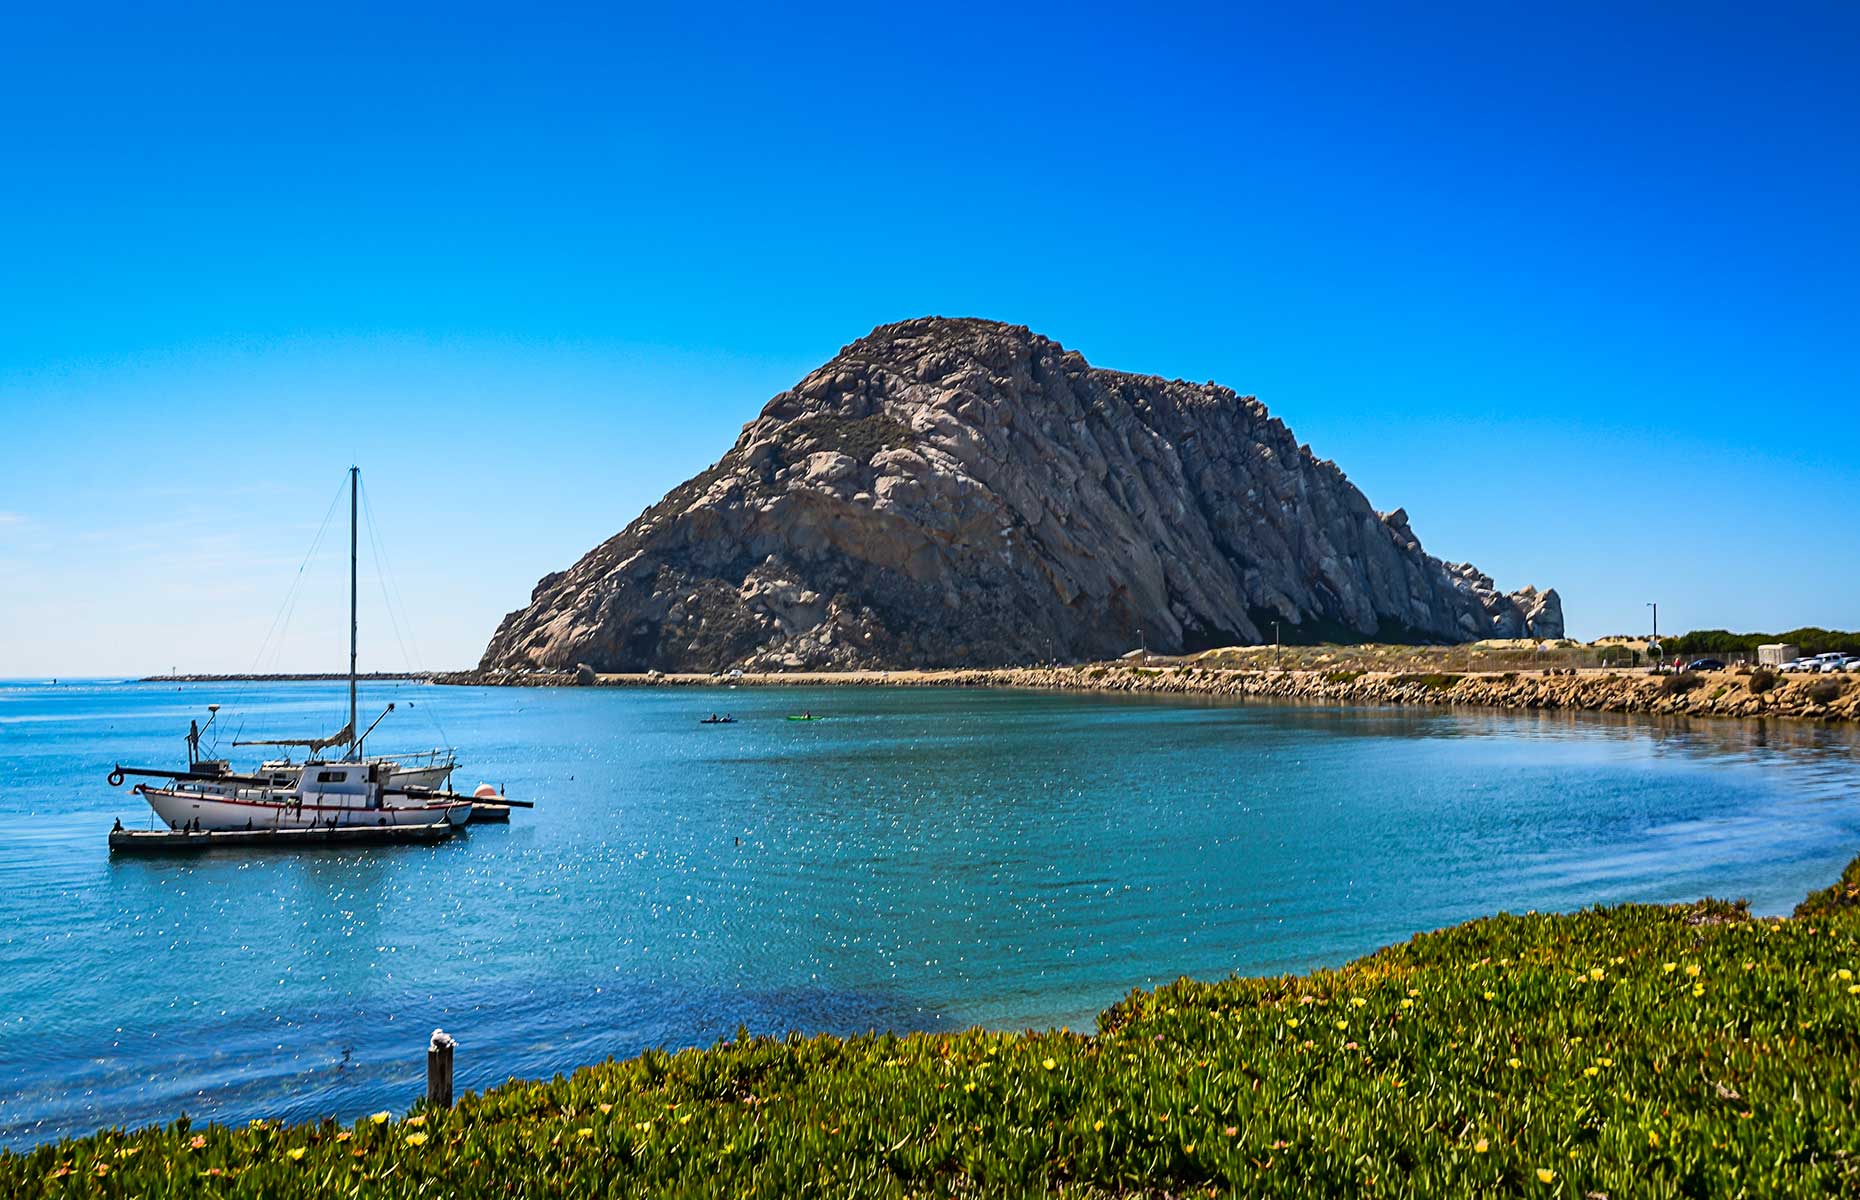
[435,663,1860,724]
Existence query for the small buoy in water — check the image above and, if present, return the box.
[473,783,501,800]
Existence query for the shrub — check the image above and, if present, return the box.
[1323,670,1364,684]
[1806,677,1845,705]
[1748,668,1778,694]
[1660,671,1705,695]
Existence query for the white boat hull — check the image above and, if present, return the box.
[391,764,453,789]
[139,786,470,831]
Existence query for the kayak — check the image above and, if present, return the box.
[786,715,826,722]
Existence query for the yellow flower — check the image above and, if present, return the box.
[1692,984,1705,997]
[335,1131,351,1143]
[1474,1138,1488,1153]
[1841,968,1854,981]
[1286,1017,1300,1029]
[1407,988,1420,998]
[1482,991,1495,1002]
[1584,1066,1599,1077]
[1685,964,1700,977]
[1350,997,1366,1008]
[1184,1143,1195,1154]
[1848,984,1860,995]
[404,1115,425,1127]
[1508,1057,1522,1069]
[1334,1019,1347,1030]
[1536,1167,1556,1183]
[370,1112,390,1126]
[678,1113,692,1125]
[1589,967,1604,981]
[598,1103,612,1114]
[1648,1131,1661,1148]
[723,1141,735,1153]
[404,1132,428,1147]
[1093,1120,1104,1132]
[1042,1057,1057,1071]
[1597,1057,1613,1067]
[285,1147,306,1162]
[576,1127,593,1139]
[1662,962,1677,974]
[963,1082,977,1093]
[1400,998,1413,1009]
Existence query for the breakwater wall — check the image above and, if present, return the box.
[435,663,1860,724]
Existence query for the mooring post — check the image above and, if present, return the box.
[427,1029,456,1108]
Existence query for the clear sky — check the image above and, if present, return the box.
[2,2,1856,676]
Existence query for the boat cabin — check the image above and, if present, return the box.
[296,762,385,807]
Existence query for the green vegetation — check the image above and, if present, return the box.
[11,867,1860,1197]
[1665,627,1860,657]
[1798,856,1860,920]
[1659,671,1706,696]
[1748,668,1779,695]
[1806,677,1847,705]
[1322,669,1365,684]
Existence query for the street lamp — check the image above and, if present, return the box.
[1647,601,1660,670]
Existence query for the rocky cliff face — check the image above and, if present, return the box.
[480,318,1563,672]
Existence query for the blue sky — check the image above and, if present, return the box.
[2,2,1856,675]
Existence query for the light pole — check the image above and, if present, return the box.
[1647,601,1660,671]
[1272,620,1282,670]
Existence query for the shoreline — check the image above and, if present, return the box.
[10,857,1857,1192]
[435,661,1860,724]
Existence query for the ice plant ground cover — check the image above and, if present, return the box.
[9,857,1860,1197]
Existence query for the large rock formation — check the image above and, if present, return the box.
[479,318,1563,672]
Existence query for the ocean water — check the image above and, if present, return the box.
[2,677,1858,1148]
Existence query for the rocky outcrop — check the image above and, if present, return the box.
[479,318,1563,672]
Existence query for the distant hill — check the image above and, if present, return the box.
[479,318,1562,672]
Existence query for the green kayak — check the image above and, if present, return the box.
[786,715,826,721]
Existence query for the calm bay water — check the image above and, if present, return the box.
[2,677,1858,1147]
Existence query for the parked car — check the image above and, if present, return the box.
[1685,659,1726,672]
[1821,654,1860,673]
[1780,658,1816,673]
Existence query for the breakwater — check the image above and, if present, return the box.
[436,663,1860,723]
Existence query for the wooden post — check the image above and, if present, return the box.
[427,1029,455,1109]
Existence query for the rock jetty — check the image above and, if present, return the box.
[436,664,1859,725]
[478,318,1561,673]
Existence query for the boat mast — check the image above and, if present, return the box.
[348,465,359,761]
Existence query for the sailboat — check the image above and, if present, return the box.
[110,468,475,832]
